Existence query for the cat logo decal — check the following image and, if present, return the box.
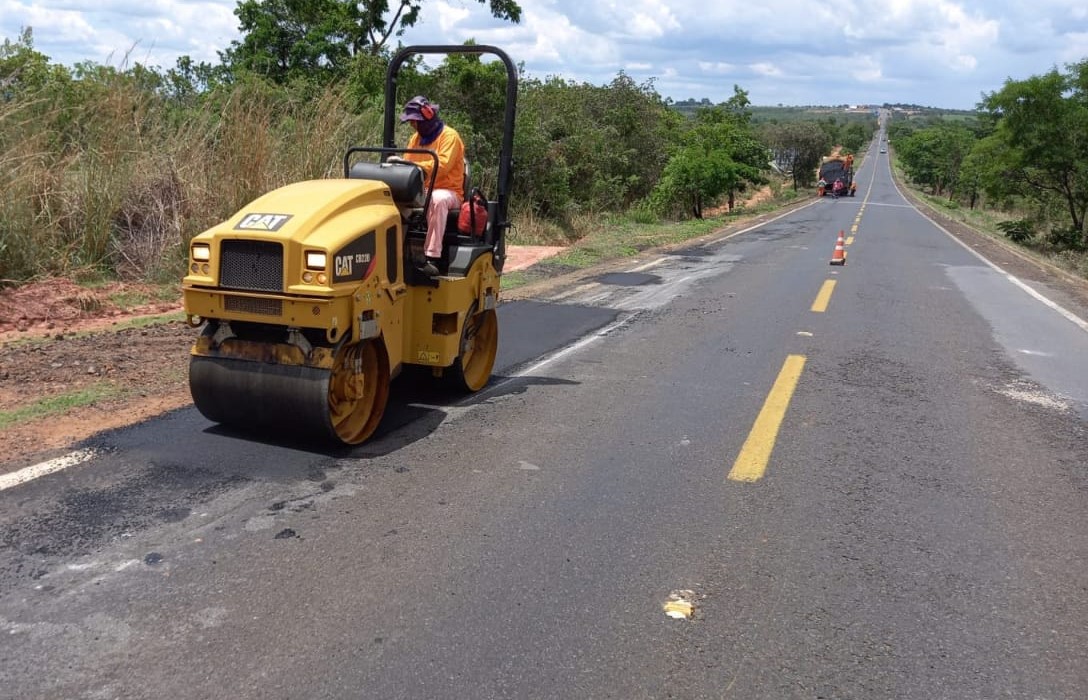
[236,213,293,231]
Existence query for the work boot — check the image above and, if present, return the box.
[420,260,440,277]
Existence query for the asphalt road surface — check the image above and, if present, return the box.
[2,136,1087,700]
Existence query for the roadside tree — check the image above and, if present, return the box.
[222,0,522,85]
[651,108,768,218]
[981,60,1088,247]
[897,123,975,197]
[763,121,831,190]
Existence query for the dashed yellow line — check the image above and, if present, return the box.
[811,280,836,313]
[728,355,807,483]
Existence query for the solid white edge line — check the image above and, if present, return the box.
[887,168,1088,334]
[0,448,98,492]
[1003,278,1088,333]
[468,314,639,403]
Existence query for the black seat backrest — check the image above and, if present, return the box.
[348,162,424,206]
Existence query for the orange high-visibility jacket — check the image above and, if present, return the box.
[406,125,465,194]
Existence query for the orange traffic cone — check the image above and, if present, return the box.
[829,230,846,266]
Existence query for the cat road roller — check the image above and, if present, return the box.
[181,45,516,445]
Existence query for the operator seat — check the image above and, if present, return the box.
[347,161,424,212]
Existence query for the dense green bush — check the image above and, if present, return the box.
[996,219,1035,243]
[1047,226,1086,251]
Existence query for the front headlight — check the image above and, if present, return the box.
[191,243,211,262]
[305,251,327,270]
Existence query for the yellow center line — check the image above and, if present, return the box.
[811,279,836,313]
[845,236,855,245]
[728,355,807,483]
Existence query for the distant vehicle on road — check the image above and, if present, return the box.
[880,146,887,153]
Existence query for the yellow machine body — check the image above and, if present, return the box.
[183,178,498,368]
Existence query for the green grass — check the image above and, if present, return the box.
[107,283,179,310]
[0,384,126,430]
[107,289,152,309]
[0,356,188,430]
[115,312,186,330]
[499,270,531,290]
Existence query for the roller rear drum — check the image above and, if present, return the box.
[447,307,498,392]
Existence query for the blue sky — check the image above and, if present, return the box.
[3,0,1088,109]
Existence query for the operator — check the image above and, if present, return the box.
[400,95,465,277]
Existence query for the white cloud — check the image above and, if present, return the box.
[1060,32,1088,63]
[698,61,736,75]
[850,56,884,83]
[4,0,1088,108]
[619,0,680,39]
[750,62,783,78]
[2,0,238,68]
[432,2,473,33]
[626,13,665,39]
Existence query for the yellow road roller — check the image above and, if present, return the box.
[181,45,516,445]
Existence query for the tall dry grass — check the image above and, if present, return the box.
[1,76,382,286]
[1,93,58,283]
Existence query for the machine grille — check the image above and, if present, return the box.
[224,295,283,316]
[219,240,283,292]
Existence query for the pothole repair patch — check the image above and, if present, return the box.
[663,589,698,620]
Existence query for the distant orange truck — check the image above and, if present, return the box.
[817,155,856,196]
